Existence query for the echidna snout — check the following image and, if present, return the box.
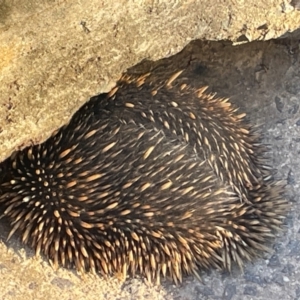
[0,71,288,284]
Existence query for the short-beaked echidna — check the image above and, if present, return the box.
[0,70,288,284]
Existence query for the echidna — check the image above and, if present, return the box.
[0,70,288,284]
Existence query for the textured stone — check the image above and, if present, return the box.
[223,284,236,300]
[0,2,300,299]
[1,0,300,161]
[244,285,258,296]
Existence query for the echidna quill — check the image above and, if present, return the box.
[0,70,288,284]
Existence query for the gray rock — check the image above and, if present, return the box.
[223,284,237,300]
[1,0,300,162]
[244,285,258,296]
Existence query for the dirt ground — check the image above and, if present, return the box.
[1,34,300,299]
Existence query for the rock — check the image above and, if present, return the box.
[0,3,299,298]
[1,0,300,161]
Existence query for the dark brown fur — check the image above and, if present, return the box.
[0,71,288,284]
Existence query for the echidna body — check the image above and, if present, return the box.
[0,71,288,284]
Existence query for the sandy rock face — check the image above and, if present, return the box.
[1,0,300,161]
[0,1,300,300]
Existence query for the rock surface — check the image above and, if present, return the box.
[0,36,299,300]
[1,0,300,161]
[1,1,300,299]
